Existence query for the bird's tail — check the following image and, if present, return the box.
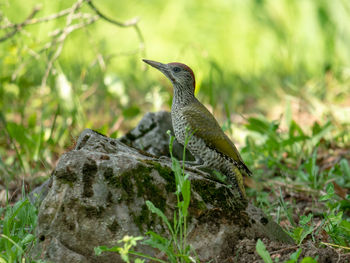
[226,165,248,210]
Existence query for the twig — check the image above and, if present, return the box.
[41,15,98,88]
[86,0,145,56]
[0,6,41,42]
[1,0,146,86]
[269,245,299,255]
[40,0,97,88]
[0,6,70,30]
[266,179,327,196]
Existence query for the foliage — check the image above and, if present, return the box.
[256,239,318,263]
[1,0,350,261]
[0,187,38,263]
[1,0,350,183]
[319,184,350,246]
[95,236,148,263]
[244,114,350,257]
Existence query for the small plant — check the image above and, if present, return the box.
[95,236,147,263]
[319,184,350,246]
[256,239,318,263]
[142,129,194,262]
[95,128,196,262]
[291,214,315,245]
[0,186,38,263]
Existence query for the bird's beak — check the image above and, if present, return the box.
[143,59,174,81]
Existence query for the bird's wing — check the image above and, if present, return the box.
[183,102,252,176]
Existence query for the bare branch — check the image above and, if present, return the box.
[41,15,98,88]
[0,6,41,42]
[1,0,146,84]
[0,7,70,30]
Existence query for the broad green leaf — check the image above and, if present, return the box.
[300,257,318,263]
[256,239,273,263]
[300,214,312,225]
[94,245,121,255]
[122,106,141,119]
[292,227,303,243]
[285,248,302,263]
[340,159,350,178]
[320,184,335,201]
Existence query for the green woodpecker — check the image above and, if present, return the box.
[143,59,251,209]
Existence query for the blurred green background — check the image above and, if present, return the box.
[1,0,350,189]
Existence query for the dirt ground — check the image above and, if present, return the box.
[225,237,350,263]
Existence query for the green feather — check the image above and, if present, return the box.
[182,101,252,178]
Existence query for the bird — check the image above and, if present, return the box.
[143,59,252,209]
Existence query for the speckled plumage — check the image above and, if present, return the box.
[143,59,251,209]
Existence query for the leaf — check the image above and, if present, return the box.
[292,227,303,243]
[300,257,318,263]
[299,226,314,245]
[339,220,350,235]
[6,121,30,147]
[340,159,350,178]
[320,184,335,201]
[256,239,273,263]
[144,232,176,262]
[181,180,191,217]
[143,232,171,254]
[310,121,332,146]
[94,245,121,255]
[146,201,174,235]
[245,117,271,134]
[122,106,141,119]
[144,231,169,248]
[20,234,35,245]
[289,120,305,138]
[299,214,312,226]
[285,248,302,263]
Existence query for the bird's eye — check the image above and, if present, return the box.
[173,67,181,73]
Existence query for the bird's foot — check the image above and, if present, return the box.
[181,157,204,167]
[149,155,171,163]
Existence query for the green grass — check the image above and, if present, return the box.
[0,187,38,263]
[242,115,350,253]
[1,115,349,262]
[1,0,350,183]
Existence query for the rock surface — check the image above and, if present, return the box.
[32,128,293,263]
[119,111,195,161]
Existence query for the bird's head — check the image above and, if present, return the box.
[143,59,196,92]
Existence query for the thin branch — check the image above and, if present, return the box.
[41,15,98,88]
[1,0,146,85]
[0,6,70,30]
[0,6,41,42]
[86,0,145,56]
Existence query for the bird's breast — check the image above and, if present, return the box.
[171,109,189,145]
